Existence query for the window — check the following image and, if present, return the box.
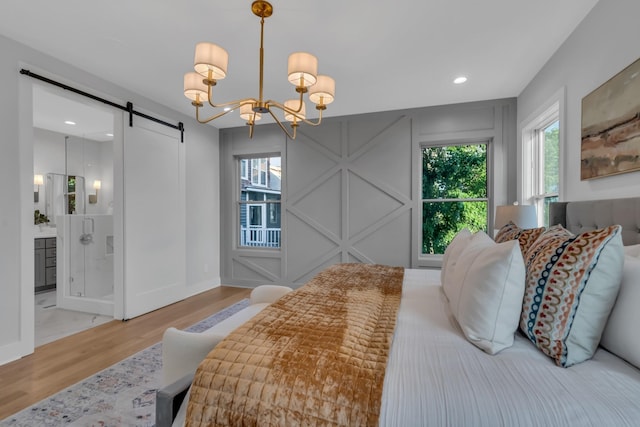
[250,158,268,187]
[238,155,281,248]
[522,98,561,227]
[421,142,488,255]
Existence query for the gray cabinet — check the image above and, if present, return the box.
[35,237,56,292]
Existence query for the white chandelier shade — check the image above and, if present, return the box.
[194,43,228,80]
[309,75,335,106]
[240,102,262,122]
[183,72,209,102]
[183,0,335,140]
[287,52,318,88]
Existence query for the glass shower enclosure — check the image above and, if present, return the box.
[47,135,114,316]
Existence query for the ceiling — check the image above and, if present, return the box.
[2,0,599,134]
[32,85,115,142]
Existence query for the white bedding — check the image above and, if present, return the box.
[174,268,640,426]
[380,268,640,426]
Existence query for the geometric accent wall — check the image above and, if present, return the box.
[286,115,412,284]
[220,98,516,287]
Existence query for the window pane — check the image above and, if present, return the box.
[241,159,247,180]
[542,195,558,228]
[422,144,487,199]
[543,121,559,195]
[248,205,263,226]
[422,201,487,254]
[239,155,281,248]
[267,203,281,228]
[251,159,259,185]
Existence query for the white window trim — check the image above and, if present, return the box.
[518,87,566,225]
[240,159,248,181]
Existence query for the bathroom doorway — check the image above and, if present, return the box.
[33,84,117,345]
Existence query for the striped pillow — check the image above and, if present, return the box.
[494,221,545,256]
[520,225,624,367]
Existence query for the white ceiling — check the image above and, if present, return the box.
[32,85,115,142]
[2,0,599,133]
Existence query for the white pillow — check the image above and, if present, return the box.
[446,231,526,354]
[600,255,640,369]
[441,228,472,300]
[623,244,640,257]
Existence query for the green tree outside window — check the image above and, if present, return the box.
[422,144,488,254]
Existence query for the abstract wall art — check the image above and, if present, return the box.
[581,57,640,180]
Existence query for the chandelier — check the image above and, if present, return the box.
[183,0,335,139]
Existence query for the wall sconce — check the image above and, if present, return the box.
[34,174,44,203]
[89,180,101,204]
[495,203,538,230]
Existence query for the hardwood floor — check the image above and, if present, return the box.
[0,285,251,420]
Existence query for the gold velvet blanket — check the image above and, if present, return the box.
[186,263,404,427]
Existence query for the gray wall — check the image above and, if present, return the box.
[220,98,516,287]
[518,0,640,201]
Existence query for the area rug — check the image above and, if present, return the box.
[1,298,250,427]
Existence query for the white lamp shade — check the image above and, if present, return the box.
[93,180,102,190]
[183,72,209,102]
[34,174,44,186]
[309,75,335,105]
[284,99,306,122]
[239,103,261,121]
[194,42,228,80]
[495,204,538,229]
[287,52,317,87]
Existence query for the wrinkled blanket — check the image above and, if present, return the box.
[186,263,404,427]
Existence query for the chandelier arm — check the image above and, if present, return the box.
[205,88,258,109]
[195,101,244,124]
[269,102,324,127]
[267,109,297,139]
[304,108,323,127]
[265,91,304,114]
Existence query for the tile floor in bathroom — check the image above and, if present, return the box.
[35,291,113,347]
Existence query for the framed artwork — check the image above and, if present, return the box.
[581,57,640,180]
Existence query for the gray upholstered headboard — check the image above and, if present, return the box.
[548,197,640,246]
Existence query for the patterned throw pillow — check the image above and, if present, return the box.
[520,224,624,367]
[494,221,545,256]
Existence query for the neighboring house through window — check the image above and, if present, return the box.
[238,156,281,248]
[421,141,489,255]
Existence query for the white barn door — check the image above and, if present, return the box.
[122,119,185,319]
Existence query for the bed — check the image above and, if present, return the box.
[164,197,640,426]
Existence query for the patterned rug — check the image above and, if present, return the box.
[1,299,250,427]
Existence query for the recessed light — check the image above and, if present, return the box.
[453,76,468,85]
[106,133,114,137]
[224,107,232,112]
[64,120,76,125]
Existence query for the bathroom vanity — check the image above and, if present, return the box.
[35,230,57,293]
